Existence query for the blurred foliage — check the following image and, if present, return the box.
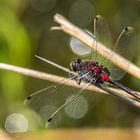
[0,0,140,132]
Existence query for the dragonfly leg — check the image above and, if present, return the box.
[68,72,75,78]
[68,72,80,84]
[75,76,81,85]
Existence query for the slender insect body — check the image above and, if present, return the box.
[70,59,111,84]
[70,59,140,100]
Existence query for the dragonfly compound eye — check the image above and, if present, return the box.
[77,58,82,64]
[70,60,77,71]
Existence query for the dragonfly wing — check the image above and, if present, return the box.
[107,27,136,80]
[69,15,112,62]
[25,82,79,127]
[63,83,105,120]
[69,15,135,80]
[25,75,105,127]
[92,16,135,80]
[92,15,112,63]
[94,15,112,48]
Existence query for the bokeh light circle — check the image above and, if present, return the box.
[64,95,88,119]
[69,0,95,27]
[5,113,28,133]
[69,36,91,56]
[31,0,57,13]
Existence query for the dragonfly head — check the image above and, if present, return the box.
[70,58,82,72]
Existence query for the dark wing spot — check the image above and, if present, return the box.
[125,27,128,31]
[48,118,52,122]
[27,96,32,100]
[95,15,101,20]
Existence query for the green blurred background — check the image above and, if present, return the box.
[0,0,140,132]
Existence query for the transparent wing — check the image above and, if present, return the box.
[94,15,112,47]
[92,16,135,80]
[69,15,112,62]
[69,15,135,80]
[92,15,112,65]
[25,74,105,128]
[106,27,135,80]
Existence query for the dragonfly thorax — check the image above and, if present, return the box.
[70,59,111,83]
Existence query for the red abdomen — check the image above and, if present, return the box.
[101,73,110,82]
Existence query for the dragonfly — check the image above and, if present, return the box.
[25,15,140,127]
